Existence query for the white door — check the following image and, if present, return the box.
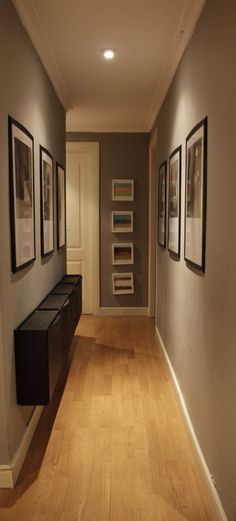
[66,142,99,314]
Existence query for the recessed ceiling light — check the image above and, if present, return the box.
[101,49,116,60]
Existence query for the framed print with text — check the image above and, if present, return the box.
[168,146,181,257]
[56,163,66,249]
[40,146,54,256]
[184,117,207,272]
[9,116,35,273]
[158,161,167,247]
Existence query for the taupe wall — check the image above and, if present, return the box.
[153,1,236,519]
[0,1,66,463]
[66,132,149,308]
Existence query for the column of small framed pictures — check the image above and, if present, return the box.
[111,179,134,295]
[157,116,207,273]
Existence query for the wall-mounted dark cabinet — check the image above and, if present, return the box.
[14,275,82,405]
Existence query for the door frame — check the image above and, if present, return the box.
[148,129,158,317]
[66,141,100,314]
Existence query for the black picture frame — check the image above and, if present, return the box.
[9,116,36,273]
[40,146,54,256]
[158,160,167,247]
[168,146,181,257]
[56,162,66,249]
[184,117,207,272]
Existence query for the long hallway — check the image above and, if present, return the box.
[0,316,216,521]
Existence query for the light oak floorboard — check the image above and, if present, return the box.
[0,316,216,521]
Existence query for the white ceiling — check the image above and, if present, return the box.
[13,0,205,132]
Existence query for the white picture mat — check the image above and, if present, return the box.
[185,218,202,266]
[112,211,133,233]
[158,163,166,246]
[41,150,53,254]
[12,123,35,268]
[112,272,134,294]
[168,152,180,255]
[112,179,134,201]
[112,243,134,265]
[185,126,204,265]
[168,218,179,253]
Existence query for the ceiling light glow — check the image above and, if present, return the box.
[102,49,115,60]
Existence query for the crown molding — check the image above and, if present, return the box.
[66,122,149,134]
[12,0,72,111]
[145,0,206,130]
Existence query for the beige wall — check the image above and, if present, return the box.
[0,306,8,462]
[0,1,66,463]
[153,1,236,519]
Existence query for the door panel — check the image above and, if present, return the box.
[66,146,94,313]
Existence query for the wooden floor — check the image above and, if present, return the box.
[0,316,216,521]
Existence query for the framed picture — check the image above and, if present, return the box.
[112,211,133,233]
[8,116,35,273]
[158,161,167,247]
[112,243,134,265]
[40,146,54,256]
[168,146,181,257]
[184,117,207,272]
[112,272,134,295]
[56,163,66,249]
[112,179,134,201]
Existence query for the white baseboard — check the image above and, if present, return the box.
[0,406,44,488]
[155,327,228,521]
[97,307,149,316]
[0,465,14,488]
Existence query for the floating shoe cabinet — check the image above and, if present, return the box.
[14,275,82,405]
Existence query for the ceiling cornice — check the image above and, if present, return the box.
[145,0,206,131]
[66,123,149,134]
[12,0,72,111]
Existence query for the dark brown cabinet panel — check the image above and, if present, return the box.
[14,275,82,405]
